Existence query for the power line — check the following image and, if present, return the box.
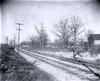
[22,2,42,25]
[22,0,41,24]
[23,1,93,27]
[16,23,23,54]
[22,1,35,23]
[14,1,94,44]
[63,2,93,19]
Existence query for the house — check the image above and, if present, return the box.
[88,34,100,54]
[88,34,100,47]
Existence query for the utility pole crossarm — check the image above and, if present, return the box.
[16,23,23,31]
[16,23,23,25]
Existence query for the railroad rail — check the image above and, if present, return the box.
[19,49,100,81]
[20,48,100,70]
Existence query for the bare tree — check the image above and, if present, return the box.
[29,36,40,48]
[70,16,85,59]
[35,23,48,49]
[54,18,72,49]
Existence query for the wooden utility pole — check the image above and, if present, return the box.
[16,23,23,54]
[13,34,16,47]
[5,36,8,44]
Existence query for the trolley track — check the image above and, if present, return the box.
[22,48,100,69]
[19,49,99,81]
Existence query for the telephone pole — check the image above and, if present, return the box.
[13,34,16,47]
[16,23,23,54]
[5,36,8,44]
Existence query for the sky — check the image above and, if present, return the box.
[1,0,100,43]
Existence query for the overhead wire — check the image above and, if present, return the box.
[20,1,96,37]
[60,1,96,31]
[22,1,42,25]
[62,1,94,19]
[22,0,35,24]
[23,1,93,26]
[15,0,94,26]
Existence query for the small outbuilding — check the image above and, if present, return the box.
[88,34,100,54]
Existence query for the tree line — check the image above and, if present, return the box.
[21,16,94,54]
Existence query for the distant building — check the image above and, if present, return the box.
[46,42,58,48]
[88,34,100,54]
[88,34,100,47]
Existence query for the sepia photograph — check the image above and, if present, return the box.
[0,0,100,81]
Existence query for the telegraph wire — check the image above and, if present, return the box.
[23,3,42,25]
[63,1,93,19]
[23,1,93,27]
[22,0,35,23]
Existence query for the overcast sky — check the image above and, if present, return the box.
[1,0,100,43]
